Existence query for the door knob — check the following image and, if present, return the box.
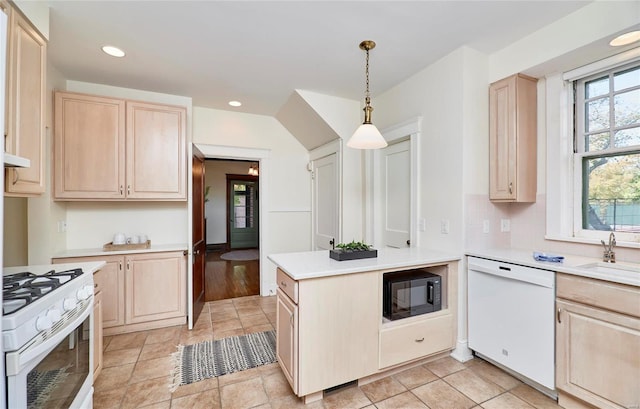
[329,238,335,249]
[406,239,411,246]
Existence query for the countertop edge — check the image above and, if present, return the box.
[52,243,188,259]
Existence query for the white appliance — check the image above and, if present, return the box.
[3,264,95,408]
[468,256,555,392]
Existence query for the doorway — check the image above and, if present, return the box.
[203,159,261,301]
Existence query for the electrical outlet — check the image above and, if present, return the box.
[57,221,67,233]
[500,219,511,232]
[483,220,490,234]
[440,219,450,234]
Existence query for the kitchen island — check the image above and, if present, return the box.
[268,247,460,403]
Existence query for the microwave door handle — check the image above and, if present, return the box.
[427,281,434,304]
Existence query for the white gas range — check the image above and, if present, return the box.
[3,261,105,409]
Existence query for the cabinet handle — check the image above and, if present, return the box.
[415,337,425,343]
[12,169,18,185]
[119,261,122,270]
[557,308,562,324]
[289,314,294,326]
[127,260,130,270]
[127,185,131,195]
[509,182,513,195]
[280,281,287,288]
[119,185,123,195]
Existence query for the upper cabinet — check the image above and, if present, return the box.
[4,4,46,196]
[54,91,187,201]
[489,73,537,203]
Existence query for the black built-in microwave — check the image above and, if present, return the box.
[383,269,442,320]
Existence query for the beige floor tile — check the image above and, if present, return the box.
[263,371,295,401]
[170,388,222,409]
[120,377,173,409]
[130,356,174,383]
[269,395,325,409]
[213,317,243,332]
[375,391,429,409]
[144,326,181,345]
[359,376,407,403]
[323,385,372,409]
[444,369,504,404]
[139,401,170,409]
[214,328,246,340]
[139,342,178,361]
[192,315,213,331]
[93,386,126,408]
[258,362,283,377]
[105,332,148,351]
[510,384,563,409]
[94,363,135,392]
[393,365,439,389]
[218,366,262,387]
[412,379,476,409]
[468,360,521,390]
[240,312,269,327]
[481,392,535,409]
[244,323,274,334]
[236,305,265,317]
[171,377,219,399]
[178,328,215,345]
[425,356,468,377]
[211,309,239,322]
[102,347,141,368]
[220,377,269,409]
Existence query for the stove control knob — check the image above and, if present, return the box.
[46,308,62,323]
[63,298,77,311]
[36,315,53,331]
[77,286,92,300]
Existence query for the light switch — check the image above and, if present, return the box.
[440,219,450,234]
[483,220,490,234]
[500,219,511,232]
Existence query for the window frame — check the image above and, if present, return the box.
[571,61,640,243]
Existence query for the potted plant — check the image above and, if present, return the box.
[329,240,378,261]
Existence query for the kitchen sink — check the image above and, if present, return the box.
[577,262,640,276]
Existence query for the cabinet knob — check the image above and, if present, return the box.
[415,337,425,343]
[280,281,287,288]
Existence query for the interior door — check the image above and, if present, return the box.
[190,145,205,328]
[382,140,411,248]
[228,176,259,249]
[312,153,339,250]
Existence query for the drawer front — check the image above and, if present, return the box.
[277,268,298,304]
[379,314,454,369]
[557,273,640,318]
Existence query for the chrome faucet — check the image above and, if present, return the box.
[601,232,616,263]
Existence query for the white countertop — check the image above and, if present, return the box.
[52,243,188,259]
[268,247,460,280]
[4,261,106,276]
[466,248,640,287]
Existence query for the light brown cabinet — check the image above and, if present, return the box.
[489,73,537,203]
[54,91,187,201]
[54,251,187,335]
[4,4,46,196]
[556,273,640,409]
[276,288,297,392]
[93,288,103,380]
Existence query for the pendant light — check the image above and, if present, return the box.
[347,40,387,149]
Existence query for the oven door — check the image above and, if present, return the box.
[6,298,93,409]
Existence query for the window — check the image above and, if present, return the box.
[574,62,640,241]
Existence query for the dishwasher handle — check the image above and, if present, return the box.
[468,262,554,289]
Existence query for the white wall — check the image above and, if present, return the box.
[193,107,310,293]
[204,159,258,245]
[13,0,49,39]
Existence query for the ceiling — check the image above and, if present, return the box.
[47,1,592,117]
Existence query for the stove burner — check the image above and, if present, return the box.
[2,268,84,315]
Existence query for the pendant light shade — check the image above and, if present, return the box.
[347,40,387,150]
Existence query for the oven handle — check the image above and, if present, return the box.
[13,298,93,373]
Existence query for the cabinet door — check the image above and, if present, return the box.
[125,252,186,324]
[54,92,126,200]
[126,102,186,200]
[489,76,516,201]
[5,9,46,195]
[93,290,103,381]
[556,299,640,409]
[276,289,298,393]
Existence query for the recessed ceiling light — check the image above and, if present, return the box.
[228,101,242,107]
[102,45,125,57]
[609,31,640,47]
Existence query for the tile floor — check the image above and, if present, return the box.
[93,295,563,409]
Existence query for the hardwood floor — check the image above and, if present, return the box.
[204,250,260,301]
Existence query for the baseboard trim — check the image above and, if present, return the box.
[450,340,474,363]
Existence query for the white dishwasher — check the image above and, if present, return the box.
[468,256,555,391]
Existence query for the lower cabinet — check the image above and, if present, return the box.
[93,289,103,380]
[54,251,187,336]
[276,288,297,392]
[556,273,640,409]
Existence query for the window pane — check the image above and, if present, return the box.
[614,127,640,148]
[614,66,640,91]
[234,184,246,192]
[614,89,640,127]
[585,76,609,98]
[585,97,609,132]
[585,132,610,151]
[583,153,640,232]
